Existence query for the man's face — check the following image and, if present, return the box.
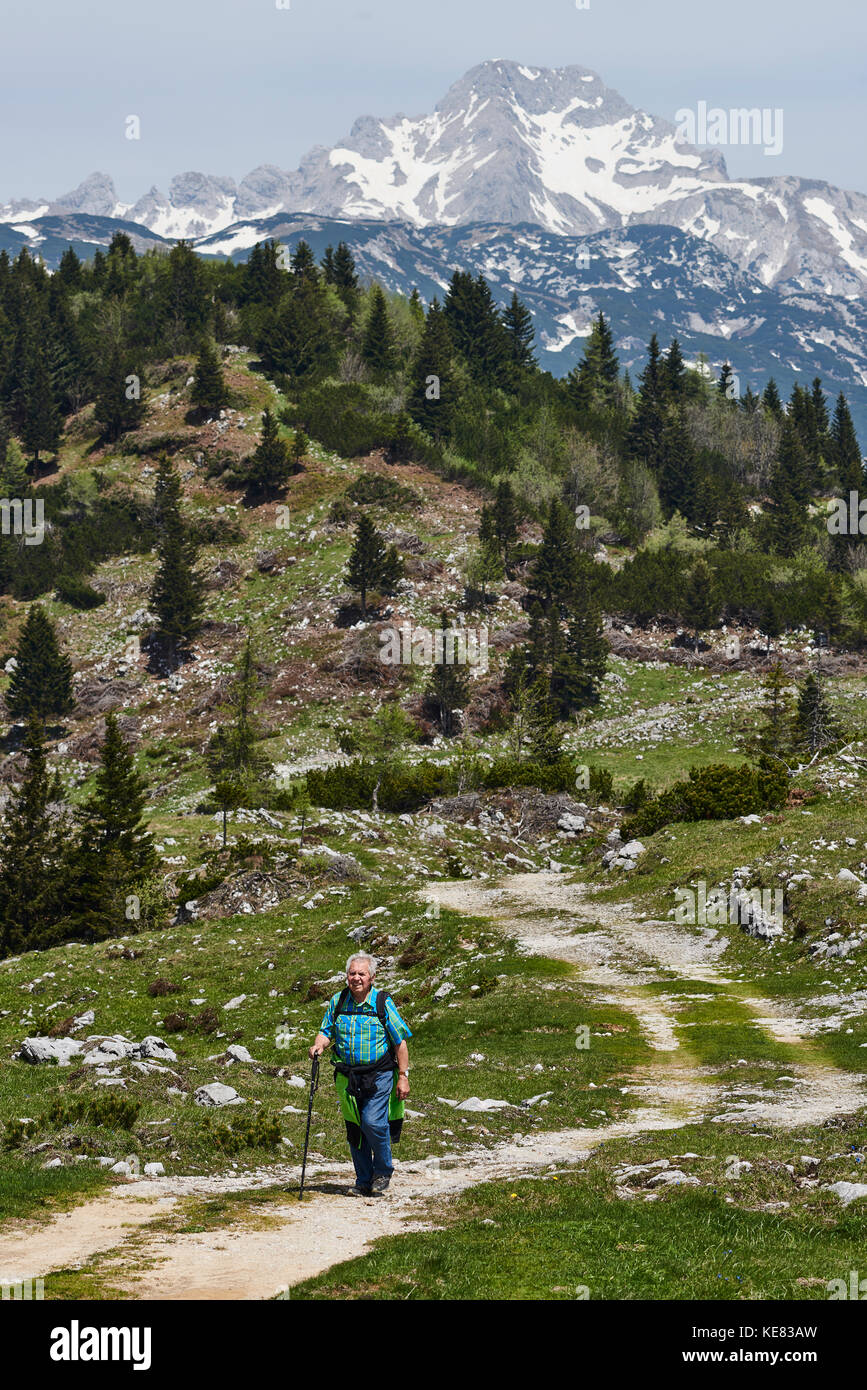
[347,961,372,998]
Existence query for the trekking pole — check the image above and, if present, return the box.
[299,1052,320,1201]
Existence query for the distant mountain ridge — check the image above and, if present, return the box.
[4,59,867,298]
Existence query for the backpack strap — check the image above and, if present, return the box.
[332,986,396,1064]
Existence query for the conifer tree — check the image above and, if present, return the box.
[331,242,360,316]
[424,613,470,736]
[794,670,840,756]
[757,660,791,758]
[245,409,292,492]
[190,337,228,416]
[529,499,580,608]
[663,338,687,400]
[6,605,74,722]
[149,457,204,668]
[502,291,537,376]
[0,717,68,956]
[627,333,667,474]
[830,393,862,493]
[22,353,62,464]
[717,362,737,402]
[762,378,784,420]
[93,344,146,440]
[207,633,270,835]
[681,558,718,651]
[493,480,519,569]
[657,411,699,520]
[67,714,157,935]
[407,299,453,438]
[345,514,403,615]
[763,422,813,556]
[361,286,397,376]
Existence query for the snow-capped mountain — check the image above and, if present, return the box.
[3,60,866,298]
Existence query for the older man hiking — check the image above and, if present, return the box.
[309,952,412,1197]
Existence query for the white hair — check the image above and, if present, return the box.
[346,951,377,976]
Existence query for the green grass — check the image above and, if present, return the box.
[290,1120,867,1301]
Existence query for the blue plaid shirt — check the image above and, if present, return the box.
[320,987,412,1065]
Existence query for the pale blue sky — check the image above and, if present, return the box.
[2,0,864,203]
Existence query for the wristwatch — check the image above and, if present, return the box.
[399,1069,410,1076]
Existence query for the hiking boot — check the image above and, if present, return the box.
[370,1174,391,1195]
[349,1184,373,1197]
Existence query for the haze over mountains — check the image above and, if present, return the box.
[3,59,866,429]
[5,60,867,298]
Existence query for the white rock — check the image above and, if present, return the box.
[621,840,646,858]
[137,1036,177,1062]
[226,1044,254,1063]
[42,1157,63,1169]
[143,1162,165,1177]
[286,1075,307,1089]
[827,1181,867,1206]
[194,1083,243,1107]
[837,868,860,883]
[647,1170,701,1187]
[557,814,586,833]
[223,996,247,1011]
[110,1161,133,1175]
[434,981,455,1000]
[19,1037,83,1066]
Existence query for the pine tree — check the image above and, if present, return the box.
[717,361,737,402]
[424,613,470,736]
[492,480,519,569]
[345,514,403,615]
[502,292,537,376]
[529,499,580,608]
[93,344,146,441]
[664,338,687,400]
[657,410,699,520]
[331,242,360,316]
[361,286,397,376]
[407,299,453,438]
[443,271,507,383]
[567,313,620,417]
[190,338,228,416]
[830,393,862,493]
[526,676,564,764]
[550,600,609,714]
[66,713,157,936]
[6,605,74,722]
[245,409,292,492]
[207,634,271,835]
[0,717,68,956]
[762,379,784,419]
[794,670,841,756]
[22,352,62,464]
[149,457,205,668]
[627,333,667,474]
[764,422,813,556]
[757,660,791,758]
[681,559,718,651]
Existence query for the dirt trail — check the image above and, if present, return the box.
[2,871,864,1299]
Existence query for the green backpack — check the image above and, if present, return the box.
[330,987,405,1149]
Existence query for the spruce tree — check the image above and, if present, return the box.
[245,409,291,492]
[493,480,519,569]
[681,559,718,651]
[345,514,403,615]
[407,299,453,438]
[794,670,840,756]
[22,353,62,465]
[657,411,699,520]
[627,334,667,474]
[93,344,146,441]
[757,660,791,758]
[6,605,75,722]
[190,338,228,416]
[424,613,470,736]
[763,422,813,556]
[361,286,397,376]
[0,717,68,956]
[762,378,784,420]
[149,457,205,668]
[207,634,270,835]
[830,393,862,493]
[664,338,687,400]
[717,362,737,402]
[502,291,537,376]
[68,714,157,936]
[529,499,580,608]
